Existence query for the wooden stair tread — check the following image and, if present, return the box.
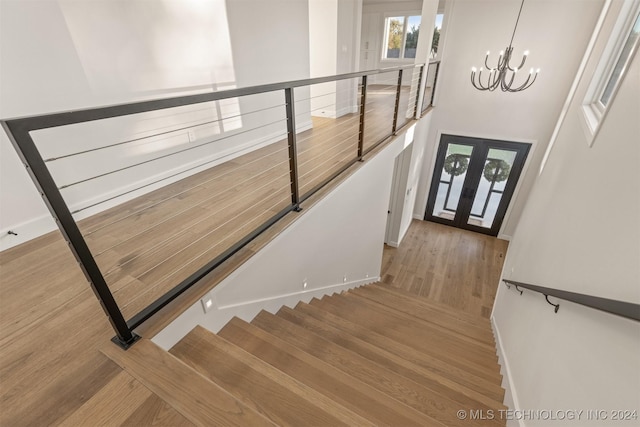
[310,295,502,381]
[101,338,275,426]
[342,291,499,358]
[251,310,504,427]
[371,283,492,326]
[218,317,444,427]
[276,305,507,412]
[170,325,372,426]
[351,285,496,344]
[294,301,505,401]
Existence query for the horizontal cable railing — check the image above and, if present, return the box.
[503,279,640,321]
[2,63,436,349]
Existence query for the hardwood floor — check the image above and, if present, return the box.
[382,220,509,319]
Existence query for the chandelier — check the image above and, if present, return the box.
[470,0,539,92]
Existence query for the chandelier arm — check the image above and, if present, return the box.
[491,70,501,90]
[508,73,531,92]
[471,72,490,91]
[502,71,517,92]
[515,54,528,71]
[515,72,538,91]
[484,55,493,70]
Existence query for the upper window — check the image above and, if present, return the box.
[383,15,421,60]
[599,12,640,107]
[430,14,444,59]
[581,2,640,144]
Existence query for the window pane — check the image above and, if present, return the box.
[600,12,640,106]
[404,16,421,59]
[431,14,443,58]
[385,17,404,59]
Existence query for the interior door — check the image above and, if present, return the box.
[425,134,530,236]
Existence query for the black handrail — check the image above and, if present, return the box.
[2,63,432,349]
[503,279,640,321]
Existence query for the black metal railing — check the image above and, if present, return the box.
[2,63,436,349]
[503,279,640,321]
[421,60,440,114]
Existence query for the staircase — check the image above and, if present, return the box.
[167,283,506,426]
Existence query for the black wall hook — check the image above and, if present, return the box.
[544,294,560,313]
[514,285,523,295]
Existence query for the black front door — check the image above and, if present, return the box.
[424,134,530,236]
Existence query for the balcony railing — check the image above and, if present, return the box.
[1,62,438,348]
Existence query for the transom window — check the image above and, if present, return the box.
[383,15,421,59]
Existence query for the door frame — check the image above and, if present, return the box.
[424,133,532,237]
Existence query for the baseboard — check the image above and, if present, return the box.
[412,213,424,220]
[152,276,379,350]
[498,233,512,241]
[491,316,526,427]
[0,215,57,252]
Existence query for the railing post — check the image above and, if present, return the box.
[357,75,368,160]
[392,69,403,134]
[1,121,138,349]
[414,65,425,118]
[284,88,302,211]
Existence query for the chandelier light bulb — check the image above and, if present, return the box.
[486,51,491,55]
[537,68,541,73]
[529,68,534,74]
[500,50,504,55]
[472,67,477,72]
[524,50,529,56]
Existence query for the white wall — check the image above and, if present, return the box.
[413,0,605,238]
[308,0,361,118]
[493,0,640,423]
[153,126,413,349]
[0,0,311,251]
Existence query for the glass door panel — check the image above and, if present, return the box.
[425,134,530,236]
[467,148,517,229]
[431,143,474,221]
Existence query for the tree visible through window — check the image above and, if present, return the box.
[384,15,421,59]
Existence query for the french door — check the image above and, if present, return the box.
[425,134,530,236]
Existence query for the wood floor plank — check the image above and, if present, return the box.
[170,325,372,427]
[301,299,504,398]
[251,310,503,427]
[101,338,275,427]
[218,317,445,427]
